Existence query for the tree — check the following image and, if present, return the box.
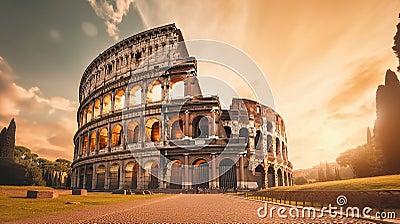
[317,164,326,182]
[26,162,45,186]
[294,176,308,185]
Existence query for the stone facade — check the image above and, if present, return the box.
[71,24,293,191]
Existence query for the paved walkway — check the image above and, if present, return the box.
[8,194,368,223]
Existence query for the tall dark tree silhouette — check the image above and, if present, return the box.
[393,13,400,71]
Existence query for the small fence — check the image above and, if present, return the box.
[240,190,400,210]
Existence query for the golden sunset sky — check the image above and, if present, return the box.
[0,0,399,169]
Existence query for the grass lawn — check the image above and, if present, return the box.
[266,174,400,191]
[0,186,166,222]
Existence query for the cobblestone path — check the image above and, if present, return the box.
[8,194,370,223]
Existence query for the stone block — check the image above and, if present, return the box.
[27,190,58,198]
[72,189,88,195]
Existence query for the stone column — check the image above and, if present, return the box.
[71,169,76,188]
[140,115,145,144]
[184,153,189,189]
[184,110,190,138]
[104,162,110,190]
[95,130,99,154]
[239,154,245,188]
[91,103,95,121]
[86,132,90,156]
[82,166,87,189]
[92,165,97,190]
[210,153,217,188]
[137,165,144,189]
[119,162,125,189]
[100,96,104,115]
[111,90,115,112]
[107,123,111,149]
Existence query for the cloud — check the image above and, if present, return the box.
[82,21,98,37]
[88,0,137,40]
[328,56,387,113]
[0,56,76,161]
[49,29,61,41]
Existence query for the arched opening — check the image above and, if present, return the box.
[94,99,101,118]
[239,128,249,146]
[219,158,237,189]
[90,131,96,152]
[192,159,209,189]
[171,120,183,140]
[276,138,281,157]
[102,94,112,114]
[86,167,93,190]
[224,126,232,138]
[87,103,93,122]
[111,124,122,147]
[144,162,159,189]
[79,168,85,188]
[267,121,273,132]
[284,171,288,186]
[151,122,160,142]
[127,121,139,143]
[255,165,265,189]
[168,160,183,189]
[96,165,106,190]
[255,130,262,150]
[109,163,120,190]
[99,128,108,149]
[114,89,125,111]
[267,166,275,188]
[146,118,160,142]
[193,116,209,138]
[277,169,283,186]
[282,143,286,160]
[82,135,88,155]
[125,162,138,189]
[129,85,142,105]
[170,81,184,99]
[147,81,162,102]
[82,109,87,125]
[267,135,272,152]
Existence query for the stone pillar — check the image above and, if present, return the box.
[184,110,190,138]
[71,169,76,188]
[92,165,97,190]
[86,132,90,156]
[95,130,99,154]
[111,90,115,112]
[82,167,87,189]
[119,162,125,189]
[91,103,95,121]
[100,96,104,115]
[125,87,130,109]
[184,153,189,189]
[137,166,144,189]
[210,153,217,188]
[239,154,245,188]
[104,162,110,190]
[140,115,145,144]
[107,123,111,149]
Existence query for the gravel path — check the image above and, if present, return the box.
[8,194,370,223]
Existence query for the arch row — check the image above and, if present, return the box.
[72,155,293,191]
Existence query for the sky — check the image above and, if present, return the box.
[0,0,399,169]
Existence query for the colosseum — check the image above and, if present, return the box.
[71,24,293,191]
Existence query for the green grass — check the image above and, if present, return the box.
[0,187,166,222]
[266,174,400,191]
